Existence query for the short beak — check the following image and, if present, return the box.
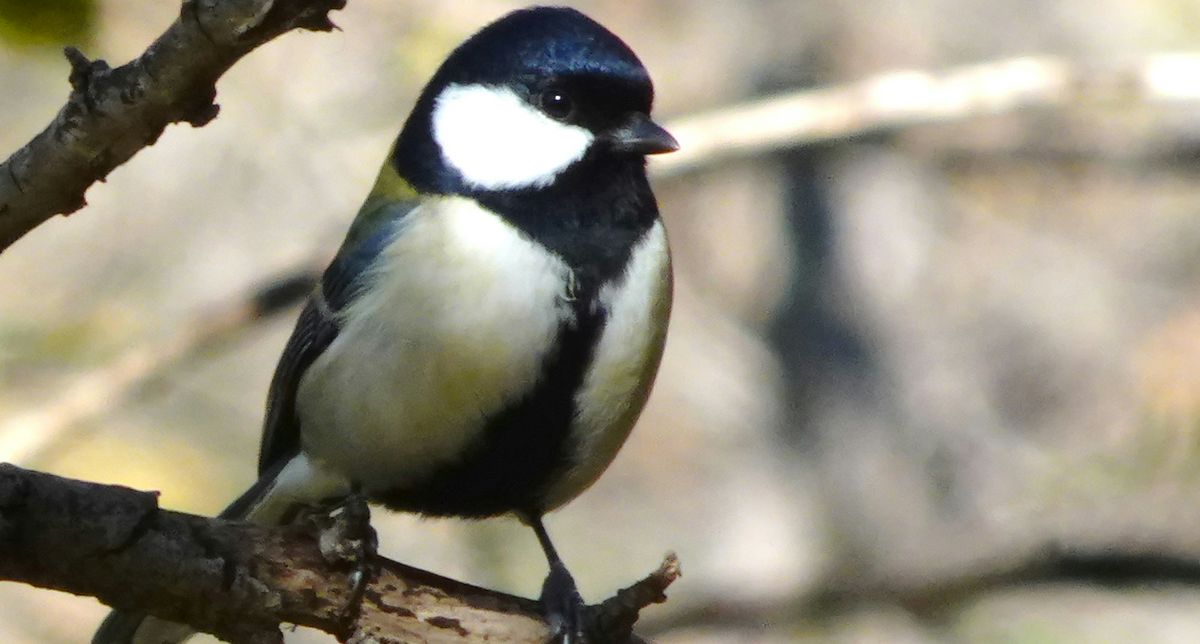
[608,113,679,155]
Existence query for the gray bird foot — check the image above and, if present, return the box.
[302,493,378,628]
[540,560,587,643]
[314,493,377,570]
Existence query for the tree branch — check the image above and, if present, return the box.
[653,53,1200,177]
[0,265,322,465]
[0,463,678,643]
[640,546,1200,638]
[0,0,346,253]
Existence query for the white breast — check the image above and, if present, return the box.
[296,197,574,489]
[543,219,672,510]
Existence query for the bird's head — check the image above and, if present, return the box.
[392,6,677,196]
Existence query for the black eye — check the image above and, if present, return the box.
[539,89,574,120]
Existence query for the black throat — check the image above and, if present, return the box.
[476,156,658,287]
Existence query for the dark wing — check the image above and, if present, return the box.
[256,205,412,476]
[256,296,341,475]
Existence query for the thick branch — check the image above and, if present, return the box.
[0,463,676,643]
[0,0,346,253]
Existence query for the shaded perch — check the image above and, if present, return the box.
[0,463,679,643]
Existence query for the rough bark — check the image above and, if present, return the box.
[0,463,679,643]
[0,0,346,253]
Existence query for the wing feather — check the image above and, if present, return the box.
[257,200,416,476]
[257,296,340,474]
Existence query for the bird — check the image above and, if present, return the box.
[93,5,675,643]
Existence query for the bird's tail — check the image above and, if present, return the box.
[91,612,195,644]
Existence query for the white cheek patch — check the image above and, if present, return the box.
[432,83,594,190]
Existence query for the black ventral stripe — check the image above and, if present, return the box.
[374,295,607,518]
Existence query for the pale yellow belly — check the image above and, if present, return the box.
[541,219,672,510]
[296,197,574,490]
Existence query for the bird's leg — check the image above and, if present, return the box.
[530,515,586,643]
[303,489,378,632]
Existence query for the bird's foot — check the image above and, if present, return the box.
[313,492,377,571]
[302,493,378,631]
[540,560,587,643]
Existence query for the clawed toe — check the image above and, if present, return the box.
[540,560,586,643]
[297,493,378,629]
[315,493,378,570]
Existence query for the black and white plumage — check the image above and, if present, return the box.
[95,6,675,643]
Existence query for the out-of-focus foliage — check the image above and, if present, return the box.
[0,0,96,49]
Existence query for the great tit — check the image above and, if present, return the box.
[94,6,675,643]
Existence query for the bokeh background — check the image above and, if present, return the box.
[5,0,1200,642]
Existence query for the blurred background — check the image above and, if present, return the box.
[4,0,1200,642]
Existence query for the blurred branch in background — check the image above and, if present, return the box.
[642,545,1200,637]
[657,53,1200,177]
[8,51,1200,470]
[0,263,322,465]
[6,6,1200,634]
[0,464,678,642]
[0,0,345,253]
